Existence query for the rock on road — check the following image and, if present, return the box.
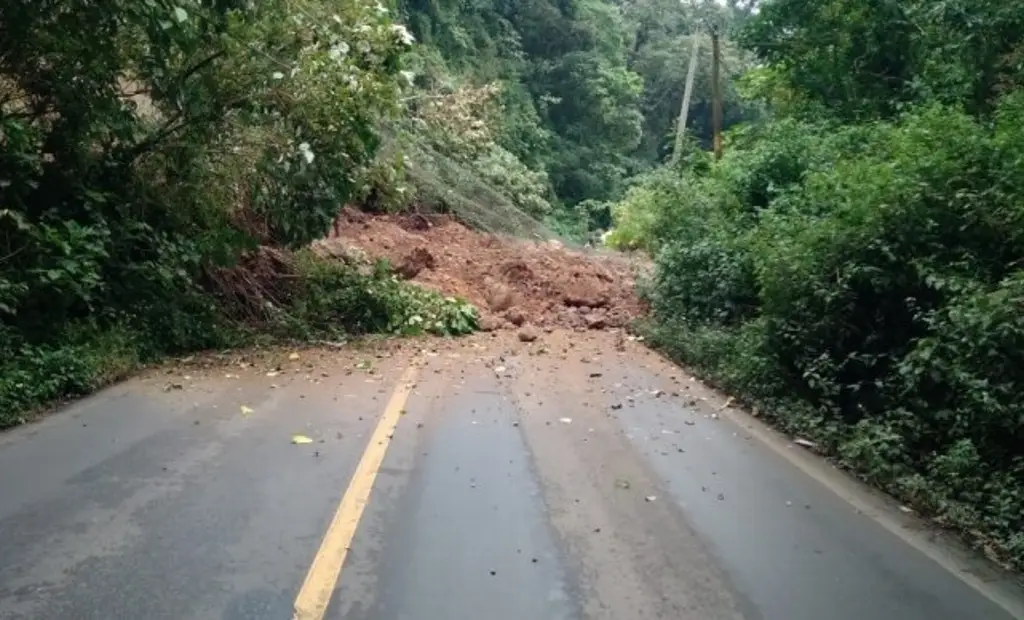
[0,330,1021,620]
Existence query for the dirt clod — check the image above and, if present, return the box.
[518,328,539,343]
[505,309,527,327]
[396,247,436,279]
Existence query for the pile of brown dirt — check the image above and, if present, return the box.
[314,208,648,331]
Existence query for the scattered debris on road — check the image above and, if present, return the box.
[291,434,314,444]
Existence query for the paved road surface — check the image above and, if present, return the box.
[0,331,1021,620]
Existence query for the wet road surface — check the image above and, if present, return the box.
[0,331,1021,619]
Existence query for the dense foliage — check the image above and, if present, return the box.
[0,0,475,425]
[620,0,1024,570]
[386,0,756,230]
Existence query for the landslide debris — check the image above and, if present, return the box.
[312,209,647,331]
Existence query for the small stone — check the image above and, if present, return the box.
[518,328,539,343]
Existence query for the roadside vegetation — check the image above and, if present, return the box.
[611,0,1024,571]
[0,0,478,424]
[0,0,751,424]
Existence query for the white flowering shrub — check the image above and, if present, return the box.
[218,0,415,245]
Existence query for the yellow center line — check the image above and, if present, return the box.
[292,361,421,620]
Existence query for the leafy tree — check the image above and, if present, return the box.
[0,0,425,420]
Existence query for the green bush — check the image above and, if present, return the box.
[634,100,1024,570]
[286,255,478,338]
[0,325,141,427]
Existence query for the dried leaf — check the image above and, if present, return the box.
[291,434,314,444]
[240,405,254,417]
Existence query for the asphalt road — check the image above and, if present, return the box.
[0,330,1021,620]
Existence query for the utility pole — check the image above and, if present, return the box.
[711,28,723,160]
[669,35,701,166]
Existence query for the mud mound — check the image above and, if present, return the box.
[318,208,647,330]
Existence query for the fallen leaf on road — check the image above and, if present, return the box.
[288,352,300,360]
[266,371,279,378]
[719,396,734,410]
[645,495,657,502]
[291,434,314,444]
[494,366,506,373]
[559,417,572,424]
[240,405,254,417]
[793,438,818,450]
[615,479,631,490]
[164,382,183,391]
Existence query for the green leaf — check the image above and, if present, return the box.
[173,7,188,23]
